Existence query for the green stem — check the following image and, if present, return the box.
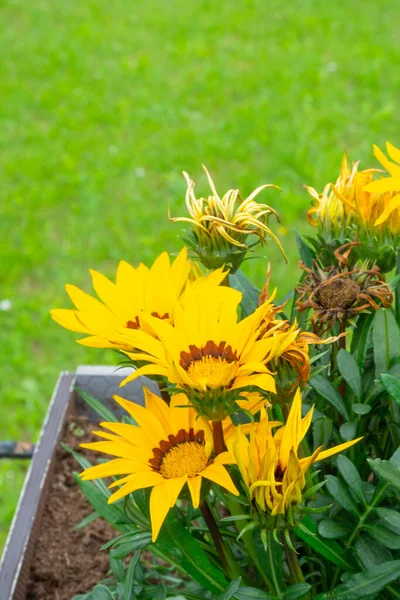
[200,499,243,580]
[282,531,309,593]
[330,481,389,590]
[225,498,273,590]
[395,249,400,326]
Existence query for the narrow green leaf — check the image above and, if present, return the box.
[337,350,361,399]
[74,386,119,422]
[376,508,400,534]
[110,533,151,559]
[218,577,242,600]
[365,524,400,549]
[293,515,355,571]
[156,511,228,594]
[373,309,390,375]
[326,475,360,517]
[337,455,367,506]
[294,230,315,268]
[367,458,400,492]
[323,559,400,599]
[234,588,274,600]
[72,510,99,531]
[282,583,312,600]
[312,417,333,451]
[309,376,350,420]
[63,443,110,496]
[381,373,400,405]
[91,585,114,600]
[110,556,125,582]
[124,551,142,600]
[354,533,393,570]
[390,447,400,469]
[229,271,260,318]
[74,473,128,531]
[318,519,352,539]
[351,312,376,370]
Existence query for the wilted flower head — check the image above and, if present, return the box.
[170,166,286,272]
[296,242,393,333]
[229,389,360,526]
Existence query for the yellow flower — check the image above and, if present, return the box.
[50,248,228,351]
[170,166,286,271]
[80,388,238,541]
[117,290,294,419]
[364,142,400,230]
[229,389,361,520]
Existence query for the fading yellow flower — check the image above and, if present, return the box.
[80,388,238,541]
[229,389,361,521]
[50,248,229,351]
[116,289,295,419]
[364,142,400,230]
[170,166,286,271]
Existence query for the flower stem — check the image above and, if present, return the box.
[396,249,400,325]
[283,531,310,598]
[212,420,226,455]
[200,499,242,580]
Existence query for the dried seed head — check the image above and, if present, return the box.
[318,278,360,310]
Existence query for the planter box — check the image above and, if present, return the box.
[0,366,159,600]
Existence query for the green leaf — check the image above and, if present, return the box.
[72,595,92,600]
[313,417,333,451]
[293,515,355,571]
[376,508,400,534]
[63,444,110,497]
[110,532,152,559]
[91,585,114,600]
[367,458,400,492]
[218,578,242,600]
[351,312,376,370]
[352,404,371,415]
[309,376,350,420]
[109,556,125,582]
[326,475,360,517]
[234,588,274,600]
[365,524,400,549]
[318,519,352,539]
[381,373,400,405]
[72,510,99,531]
[74,386,118,422]
[124,551,142,600]
[354,533,393,569]
[294,230,315,268]
[337,455,367,506]
[337,350,361,399]
[229,271,260,318]
[373,309,400,376]
[339,422,357,442]
[320,560,400,599]
[282,583,312,600]
[156,511,228,594]
[74,474,128,531]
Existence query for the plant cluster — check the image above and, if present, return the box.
[52,143,400,600]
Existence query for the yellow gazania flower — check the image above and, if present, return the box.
[229,389,361,519]
[364,142,400,230]
[116,290,294,419]
[80,388,238,541]
[170,166,286,271]
[50,248,229,351]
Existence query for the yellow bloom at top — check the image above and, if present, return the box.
[364,142,400,229]
[50,248,229,352]
[229,389,361,521]
[170,166,286,271]
[306,149,400,239]
[117,290,294,420]
[80,388,238,541]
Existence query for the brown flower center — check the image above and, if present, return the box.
[180,341,237,369]
[318,278,360,310]
[149,428,206,478]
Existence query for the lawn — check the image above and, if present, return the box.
[1,0,400,551]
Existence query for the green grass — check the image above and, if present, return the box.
[1,0,400,552]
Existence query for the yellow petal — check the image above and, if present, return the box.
[50,309,90,333]
[108,470,163,504]
[373,144,400,177]
[112,395,166,443]
[187,476,202,508]
[364,177,400,193]
[279,388,302,470]
[202,463,238,496]
[315,437,363,462]
[150,482,172,541]
[374,194,400,226]
[80,458,142,481]
[386,141,400,165]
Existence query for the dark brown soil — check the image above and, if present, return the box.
[26,416,116,600]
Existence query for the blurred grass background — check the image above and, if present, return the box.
[1,0,400,551]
